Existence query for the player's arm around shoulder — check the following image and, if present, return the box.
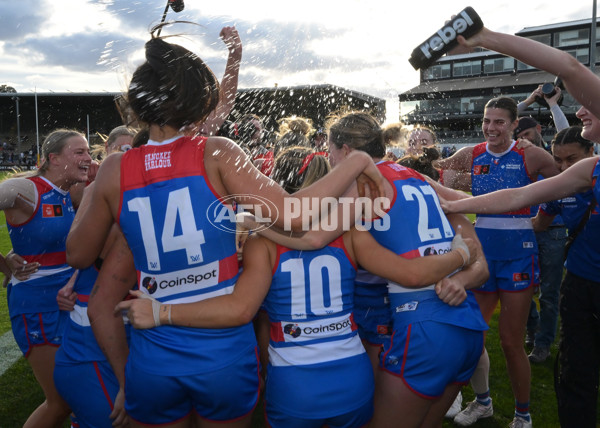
[434,145,474,173]
[347,227,465,288]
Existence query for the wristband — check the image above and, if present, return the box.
[450,228,471,266]
[456,248,468,269]
[138,293,162,327]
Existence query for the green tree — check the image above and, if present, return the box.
[0,85,16,93]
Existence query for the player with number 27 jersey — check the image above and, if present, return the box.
[371,162,487,397]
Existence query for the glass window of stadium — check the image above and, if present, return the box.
[554,29,590,47]
[565,47,589,64]
[527,34,552,45]
[453,60,481,77]
[517,61,536,71]
[423,64,451,80]
[483,57,514,74]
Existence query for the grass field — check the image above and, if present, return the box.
[0,208,572,428]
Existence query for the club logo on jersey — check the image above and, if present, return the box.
[377,325,392,335]
[513,272,530,282]
[396,301,419,313]
[283,323,302,338]
[144,151,172,171]
[42,204,63,217]
[473,165,490,175]
[142,276,158,294]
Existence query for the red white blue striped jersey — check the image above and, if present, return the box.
[7,176,75,316]
[119,136,256,376]
[264,236,373,418]
[369,161,487,331]
[265,236,362,366]
[471,141,537,260]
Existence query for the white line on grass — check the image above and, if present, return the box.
[0,330,21,376]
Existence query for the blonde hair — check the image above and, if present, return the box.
[92,125,137,161]
[277,116,314,138]
[274,117,315,155]
[271,146,330,193]
[38,129,85,174]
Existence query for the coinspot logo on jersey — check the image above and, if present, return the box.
[207,194,391,234]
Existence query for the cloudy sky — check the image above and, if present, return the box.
[0,0,596,121]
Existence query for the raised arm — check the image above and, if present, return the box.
[443,156,598,214]
[116,234,273,329]
[517,86,569,132]
[458,27,600,119]
[200,26,242,136]
[547,89,569,132]
[517,85,544,114]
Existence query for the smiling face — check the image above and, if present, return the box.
[49,135,92,186]
[482,107,518,153]
[576,106,600,142]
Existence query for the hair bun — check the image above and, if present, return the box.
[145,38,179,75]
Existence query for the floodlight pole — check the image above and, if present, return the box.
[592,0,597,69]
[11,96,20,149]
